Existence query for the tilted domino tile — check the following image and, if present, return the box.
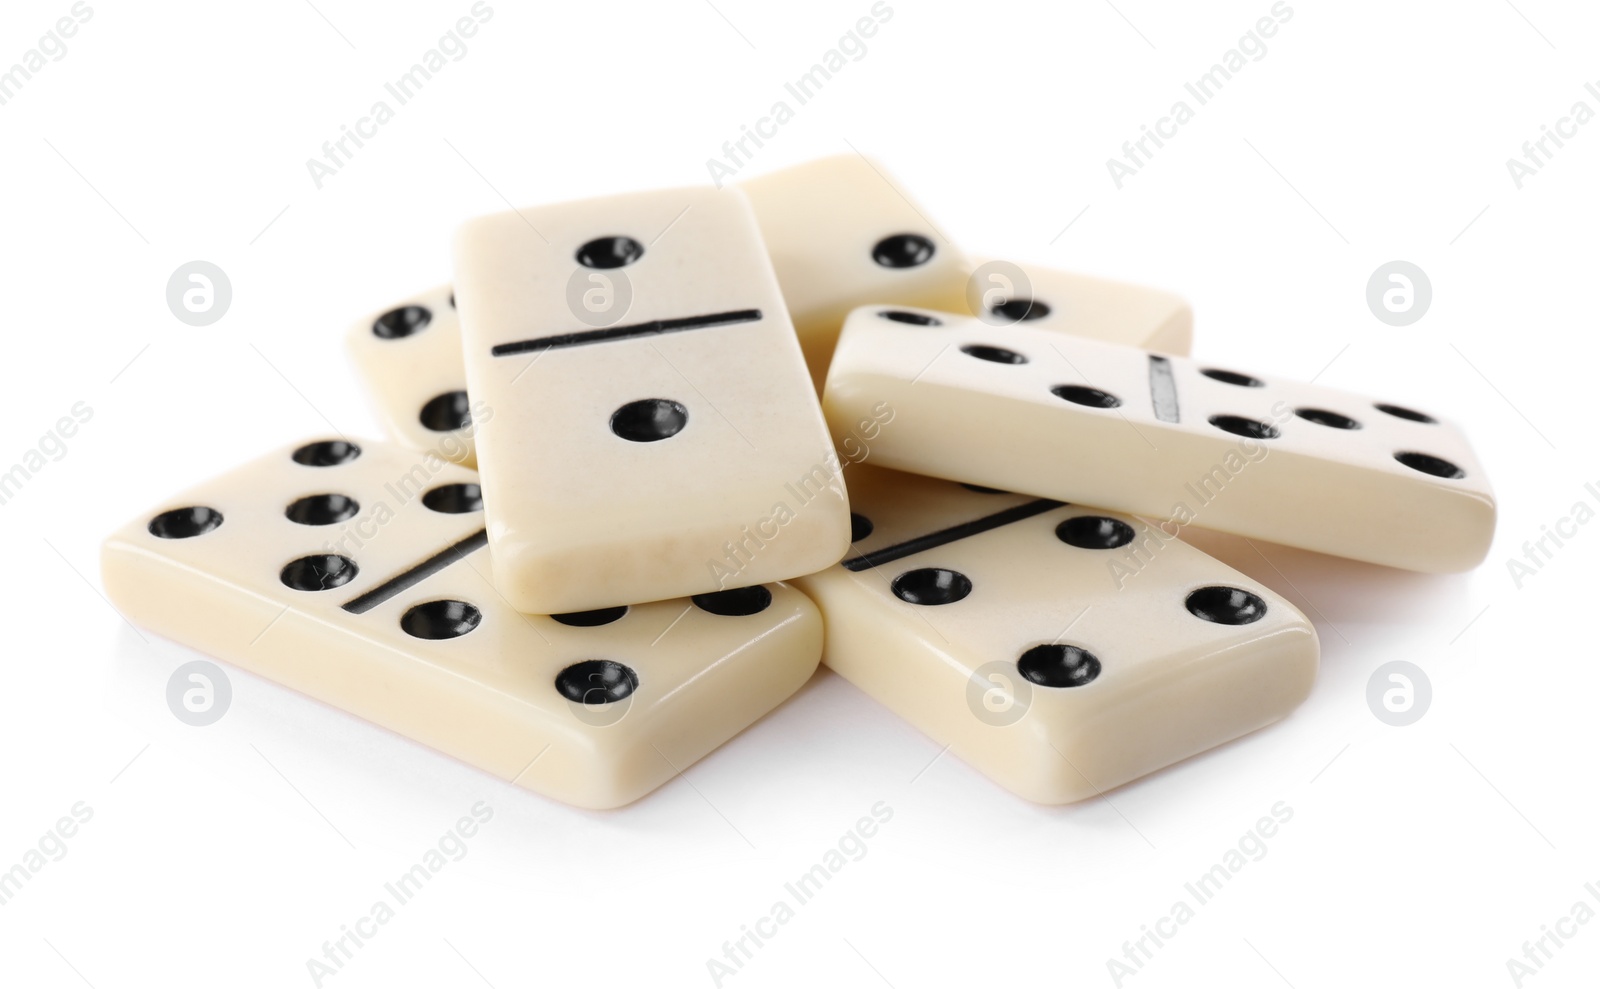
[966,257,1193,355]
[740,154,972,391]
[454,186,851,613]
[346,284,481,467]
[101,439,823,810]
[824,306,1496,573]
[794,465,1318,803]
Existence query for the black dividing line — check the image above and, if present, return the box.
[490,309,762,357]
[1149,355,1180,423]
[843,499,1064,572]
[342,529,488,615]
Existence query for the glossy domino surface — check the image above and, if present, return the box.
[741,154,972,390]
[795,466,1319,803]
[101,439,823,809]
[454,186,850,612]
[346,283,481,467]
[965,258,1193,355]
[825,307,1496,573]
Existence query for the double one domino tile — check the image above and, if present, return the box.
[454,186,850,613]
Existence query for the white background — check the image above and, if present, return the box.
[2,0,1597,986]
